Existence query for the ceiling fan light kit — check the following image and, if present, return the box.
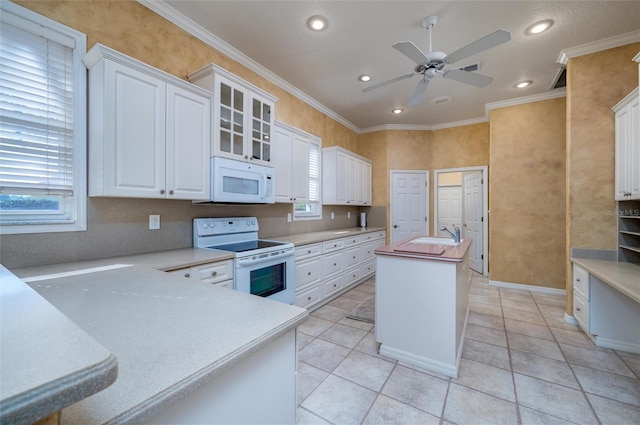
[363,15,511,107]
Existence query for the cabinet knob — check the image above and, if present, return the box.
[333,263,337,266]
[576,278,580,282]
[160,189,165,195]
[308,272,311,276]
[307,296,311,301]
[307,250,311,254]
[184,273,190,278]
[576,307,581,312]
[169,190,174,195]
[244,155,248,159]
[333,283,337,288]
[211,271,217,276]
[393,225,398,228]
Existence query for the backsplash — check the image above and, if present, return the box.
[0,198,384,270]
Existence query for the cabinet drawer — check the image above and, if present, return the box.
[295,284,322,308]
[213,279,233,289]
[345,267,361,287]
[360,260,375,278]
[193,260,233,284]
[344,235,363,247]
[323,275,344,298]
[344,246,361,269]
[295,243,322,261]
[323,238,344,253]
[573,265,590,300]
[573,293,589,331]
[295,257,322,288]
[322,251,344,279]
[361,231,386,242]
[360,241,376,262]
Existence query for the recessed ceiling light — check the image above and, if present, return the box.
[515,80,533,89]
[307,15,328,31]
[358,74,372,82]
[391,108,404,114]
[525,19,554,35]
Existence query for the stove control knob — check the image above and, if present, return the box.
[202,223,208,229]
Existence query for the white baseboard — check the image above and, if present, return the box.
[380,344,459,378]
[595,336,640,354]
[564,313,579,326]
[489,279,566,295]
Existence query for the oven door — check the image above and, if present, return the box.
[234,249,294,304]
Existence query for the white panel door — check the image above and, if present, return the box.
[390,171,428,243]
[437,186,462,237]
[464,171,483,273]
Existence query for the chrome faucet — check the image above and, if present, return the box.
[441,225,461,243]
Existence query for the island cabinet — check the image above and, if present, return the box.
[84,44,211,200]
[375,238,472,378]
[188,64,277,167]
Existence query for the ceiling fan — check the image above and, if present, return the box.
[363,16,511,107]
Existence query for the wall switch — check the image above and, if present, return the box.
[287,212,292,223]
[149,214,160,230]
[331,212,335,220]
[347,212,351,219]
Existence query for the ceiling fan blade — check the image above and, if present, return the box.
[393,41,429,65]
[362,72,415,93]
[444,29,511,64]
[444,69,493,87]
[408,78,430,107]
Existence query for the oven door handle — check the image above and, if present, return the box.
[236,250,293,267]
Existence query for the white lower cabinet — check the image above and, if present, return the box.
[294,230,386,310]
[572,264,590,331]
[167,259,234,288]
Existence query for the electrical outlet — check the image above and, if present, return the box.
[287,212,292,223]
[149,214,160,230]
[347,212,351,219]
[331,212,335,220]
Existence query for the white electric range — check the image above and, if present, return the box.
[193,217,295,304]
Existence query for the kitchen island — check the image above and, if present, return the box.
[7,249,308,425]
[375,237,472,378]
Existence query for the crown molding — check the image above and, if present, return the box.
[557,30,640,65]
[485,88,566,116]
[137,0,360,134]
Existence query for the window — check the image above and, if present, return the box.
[294,139,322,220]
[0,2,87,234]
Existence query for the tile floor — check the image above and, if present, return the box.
[296,273,640,424]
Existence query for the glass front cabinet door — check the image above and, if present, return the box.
[189,64,277,167]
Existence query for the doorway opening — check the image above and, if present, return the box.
[434,166,488,275]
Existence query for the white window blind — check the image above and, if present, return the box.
[0,21,75,196]
[308,141,320,203]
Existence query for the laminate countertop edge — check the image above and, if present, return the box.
[570,258,640,304]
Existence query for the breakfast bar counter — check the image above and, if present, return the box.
[6,248,308,425]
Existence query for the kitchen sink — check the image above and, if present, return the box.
[410,237,460,246]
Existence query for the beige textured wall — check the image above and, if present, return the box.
[359,124,489,239]
[489,98,566,289]
[565,42,640,311]
[1,0,363,269]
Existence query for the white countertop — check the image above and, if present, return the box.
[571,258,640,303]
[8,248,308,424]
[0,266,117,425]
[272,227,386,246]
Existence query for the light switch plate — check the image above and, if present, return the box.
[347,212,351,219]
[331,212,335,220]
[149,214,160,230]
[287,212,292,223]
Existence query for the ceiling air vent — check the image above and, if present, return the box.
[456,62,481,73]
[551,67,566,89]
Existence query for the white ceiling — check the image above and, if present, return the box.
[154,1,640,132]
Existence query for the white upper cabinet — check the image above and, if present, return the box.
[613,88,639,200]
[323,147,372,206]
[84,44,211,200]
[188,65,277,167]
[273,122,321,203]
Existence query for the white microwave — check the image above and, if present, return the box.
[209,157,274,203]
